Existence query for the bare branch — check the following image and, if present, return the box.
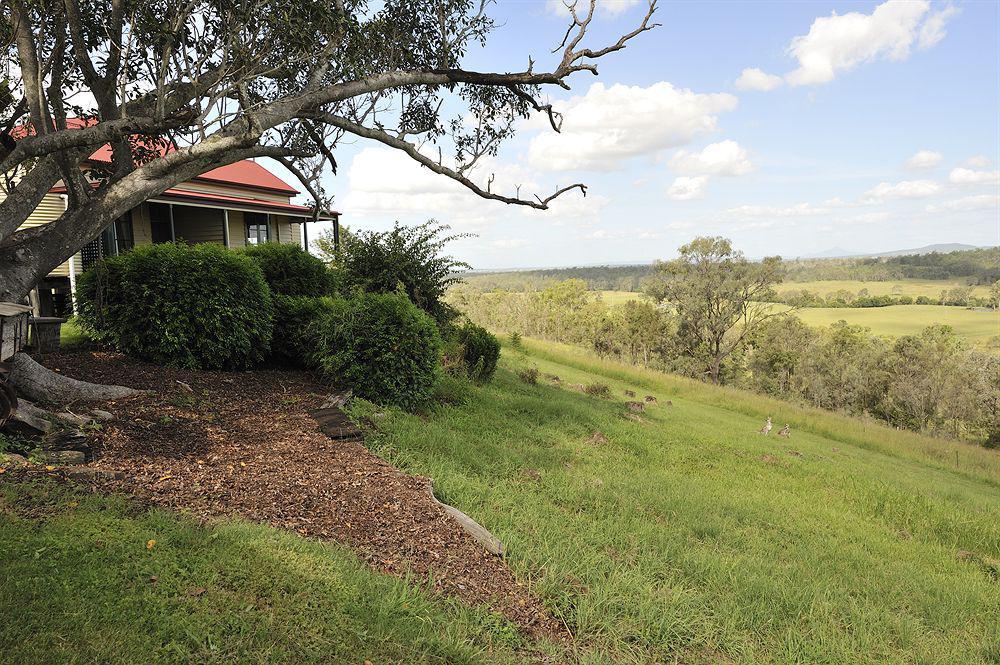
[307,111,585,211]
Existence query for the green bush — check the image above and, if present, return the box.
[307,293,442,409]
[77,243,272,369]
[338,220,469,324]
[271,295,339,366]
[241,243,335,297]
[458,322,500,382]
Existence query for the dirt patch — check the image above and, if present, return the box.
[27,351,566,639]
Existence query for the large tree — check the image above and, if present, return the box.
[645,236,783,384]
[0,0,657,302]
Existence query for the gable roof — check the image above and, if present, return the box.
[15,118,300,195]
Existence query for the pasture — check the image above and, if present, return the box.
[776,278,990,298]
[598,291,999,348]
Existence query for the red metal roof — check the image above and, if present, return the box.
[49,183,337,219]
[18,118,301,195]
[152,188,336,219]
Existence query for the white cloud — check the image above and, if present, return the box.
[949,167,1000,185]
[669,140,754,176]
[546,0,641,17]
[861,179,941,201]
[903,149,942,170]
[726,202,831,218]
[918,6,959,48]
[342,147,607,231]
[527,82,738,171]
[784,1,956,86]
[735,67,784,92]
[926,194,999,213]
[667,176,709,201]
[965,155,992,168]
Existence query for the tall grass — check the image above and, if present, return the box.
[520,337,1000,486]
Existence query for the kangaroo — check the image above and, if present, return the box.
[759,417,772,435]
[778,424,790,438]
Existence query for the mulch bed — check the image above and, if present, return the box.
[19,351,566,639]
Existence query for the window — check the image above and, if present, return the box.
[81,212,133,271]
[149,203,172,243]
[245,212,269,245]
[114,213,135,253]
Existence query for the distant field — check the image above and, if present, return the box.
[598,291,999,348]
[777,279,989,298]
[785,304,998,344]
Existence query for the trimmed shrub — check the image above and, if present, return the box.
[271,294,339,366]
[241,242,336,297]
[76,243,272,369]
[458,322,500,382]
[307,292,442,409]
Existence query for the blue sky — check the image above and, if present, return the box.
[285,0,1000,268]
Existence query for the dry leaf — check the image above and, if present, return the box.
[0,468,6,474]
[156,474,173,482]
[187,586,207,597]
[146,539,156,550]
[44,465,55,471]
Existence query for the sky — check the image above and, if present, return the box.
[278,0,1000,269]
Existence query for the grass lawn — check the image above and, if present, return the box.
[357,339,1000,663]
[3,340,998,663]
[0,478,537,663]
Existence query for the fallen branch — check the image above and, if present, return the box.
[426,480,505,557]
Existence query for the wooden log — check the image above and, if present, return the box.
[426,481,504,557]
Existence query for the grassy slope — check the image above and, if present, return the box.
[0,480,537,664]
[358,339,1000,663]
[3,340,998,663]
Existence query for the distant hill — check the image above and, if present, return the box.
[803,243,982,259]
[870,243,981,257]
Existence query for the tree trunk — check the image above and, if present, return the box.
[8,352,143,404]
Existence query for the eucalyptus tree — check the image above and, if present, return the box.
[0,0,658,302]
[645,236,783,384]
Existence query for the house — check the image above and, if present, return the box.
[13,129,338,317]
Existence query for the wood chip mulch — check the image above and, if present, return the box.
[28,351,567,640]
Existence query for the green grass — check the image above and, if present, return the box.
[786,304,999,347]
[3,342,998,663]
[599,291,999,348]
[59,317,92,349]
[355,338,1000,663]
[0,479,538,664]
[776,279,990,299]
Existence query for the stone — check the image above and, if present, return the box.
[626,401,645,413]
[65,467,126,483]
[90,409,114,421]
[644,395,657,403]
[45,450,86,465]
[2,452,28,466]
[42,431,90,453]
[55,411,93,427]
[624,389,635,397]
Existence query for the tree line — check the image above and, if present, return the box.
[462,246,1000,296]
[449,237,999,447]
